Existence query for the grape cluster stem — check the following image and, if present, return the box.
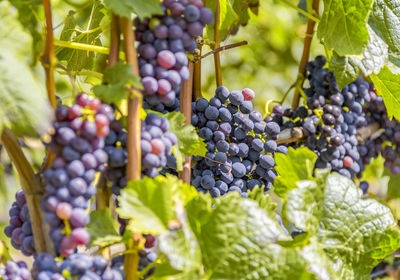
[291,0,320,110]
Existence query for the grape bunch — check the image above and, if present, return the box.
[32,252,124,280]
[362,90,400,175]
[135,0,213,113]
[273,56,371,180]
[0,260,31,280]
[4,190,35,256]
[41,93,113,256]
[191,86,287,197]
[104,113,178,196]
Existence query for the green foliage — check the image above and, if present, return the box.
[7,0,42,62]
[372,0,400,52]
[330,25,388,89]
[370,65,400,120]
[57,1,106,71]
[0,3,52,136]
[284,172,400,279]
[317,0,374,56]
[93,62,142,103]
[87,209,122,247]
[103,0,163,19]
[273,147,317,198]
[118,175,187,234]
[205,0,260,42]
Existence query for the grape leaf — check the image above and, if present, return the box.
[186,193,314,279]
[273,147,317,198]
[317,0,374,56]
[372,0,400,52]
[0,18,52,137]
[329,52,359,90]
[56,1,105,71]
[329,24,388,89]
[370,65,400,120]
[87,209,122,247]
[93,62,142,103]
[284,173,400,279]
[103,0,163,19]
[385,169,400,199]
[118,175,194,235]
[7,0,42,62]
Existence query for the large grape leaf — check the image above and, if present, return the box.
[185,194,313,279]
[103,0,163,19]
[317,0,374,56]
[284,173,400,279]
[273,147,317,198]
[56,1,106,71]
[0,3,52,136]
[372,0,400,52]
[370,65,400,120]
[329,24,388,89]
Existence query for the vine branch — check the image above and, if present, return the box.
[200,41,248,59]
[179,62,194,183]
[1,129,55,255]
[120,16,141,280]
[213,0,222,86]
[42,0,57,109]
[291,0,320,110]
[280,0,320,22]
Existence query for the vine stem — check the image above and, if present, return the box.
[213,0,222,86]
[96,13,120,213]
[120,16,141,280]
[40,0,57,173]
[54,39,125,59]
[193,46,203,100]
[276,122,381,145]
[1,129,55,255]
[42,0,57,109]
[200,41,248,59]
[179,62,194,183]
[291,0,320,110]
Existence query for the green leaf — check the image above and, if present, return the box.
[329,52,359,89]
[118,175,195,235]
[103,0,163,19]
[93,62,142,103]
[360,155,385,182]
[285,172,400,279]
[273,147,317,198]
[370,65,400,120]
[87,209,122,247]
[0,48,52,136]
[56,1,106,71]
[6,0,42,62]
[386,170,400,199]
[118,176,175,234]
[157,218,203,278]
[372,0,400,52]
[187,193,313,279]
[317,0,374,56]
[329,25,388,89]
[206,0,242,41]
